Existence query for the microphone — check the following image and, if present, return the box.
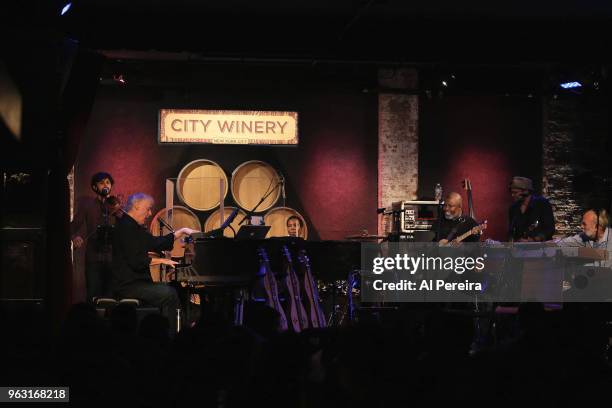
[221,208,240,229]
[200,208,240,239]
[100,187,110,196]
[157,217,175,233]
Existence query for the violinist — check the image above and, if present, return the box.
[71,171,120,301]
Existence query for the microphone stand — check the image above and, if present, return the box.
[235,179,283,227]
[158,218,167,282]
[198,209,240,239]
[281,176,286,207]
[157,215,186,332]
[200,223,236,239]
[435,199,444,243]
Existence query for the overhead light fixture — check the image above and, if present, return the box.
[60,2,72,16]
[560,81,582,89]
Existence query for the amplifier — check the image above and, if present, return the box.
[384,200,439,234]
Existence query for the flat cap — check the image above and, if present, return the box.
[509,176,533,191]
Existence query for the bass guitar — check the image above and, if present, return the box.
[439,221,488,246]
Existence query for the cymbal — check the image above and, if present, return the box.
[345,234,387,240]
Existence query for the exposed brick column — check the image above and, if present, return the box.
[378,68,419,234]
[542,97,581,236]
[543,95,612,237]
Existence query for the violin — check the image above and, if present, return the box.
[103,195,124,217]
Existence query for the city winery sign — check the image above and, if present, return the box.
[159,109,298,145]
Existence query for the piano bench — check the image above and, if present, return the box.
[94,297,159,319]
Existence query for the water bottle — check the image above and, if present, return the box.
[434,183,443,202]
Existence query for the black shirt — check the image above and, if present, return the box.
[435,216,479,242]
[508,195,555,241]
[112,214,174,289]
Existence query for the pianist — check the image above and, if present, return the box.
[112,192,199,332]
[555,209,611,267]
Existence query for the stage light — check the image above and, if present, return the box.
[560,81,582,89]
[112,74,127,85]
[441,73,455,88]
[60,2,72,16]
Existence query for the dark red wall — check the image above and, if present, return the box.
[75,65,379,240]
[419,95,542,241]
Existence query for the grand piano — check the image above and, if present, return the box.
[171,235,362,326]
[178,236,361,285]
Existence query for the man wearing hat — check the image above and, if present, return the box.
[508,176,555,242]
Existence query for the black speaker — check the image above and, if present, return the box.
[1,169,49,228]
[0,298,49,346]
[0,227,46,299]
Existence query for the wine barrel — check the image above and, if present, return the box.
[264,206,308,239]
[231,160,281,213]
[177,159,228,211]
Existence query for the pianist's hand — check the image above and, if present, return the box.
[174,227,200,240]
[158,258,179,268]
